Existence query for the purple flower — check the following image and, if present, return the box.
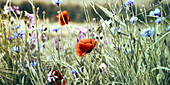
[130,16,138,24]
[77,38,79,42]
[141,27,155,37]
[71,70,78,75]
[79,31,83,39]
[99,68,102,73]
[53,37,61,50]
[104,38,108,45]
[32,32,37,44]
[11,6,21,15]
[125,0,134,6]
[51,0,62,6]
[7,37,12,40]
[41,34,46,42]
[24,11,34,28]
[76,27,84,39]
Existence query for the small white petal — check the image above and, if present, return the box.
[52,71,55,75]
[52,77,55,82]
[99,63,107,69]
[54,76,58,78]
[48,77,52,82]
[47,71,52,77]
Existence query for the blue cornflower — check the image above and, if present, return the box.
[155,17,165,23]
[149,8,161,17]
[17,25,20,29]
[111,26,121,35]
[71,69,78,75]
[25,63,29,68]
[51,0,62,6]
[155,18,161,23]
[141,27,155,37]
[11,45,22,53]
[125,0,134,6]
[25,61,37,68]
[13,30,26,39]
[30,61,37,68]
[130,16,138,24]
[52,27,60,32]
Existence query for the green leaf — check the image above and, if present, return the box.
[151,66,170,72]
[95,4,126,27]
[22,76,25,85]
[0,76,5,84]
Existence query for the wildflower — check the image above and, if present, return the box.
[13,30,25,39]
[53,37,61,50]
[30,61,37,68]
[104,38,108,45]
[125,0,134,6]
[41,34,46,42]
[75,38,97,57]
[3,6,13,14]
[130,16,138,24]
[24,11,34,28]
[32,32,37,44]
[47,70,65,85]
[99,63,107,73]
[125,48,132,55]
[149,8,161,17]
[25,61,37,68]
[51,0,62,6]
[11,45,22,53]
[52,27,61,32]
[141,27,155,37]
[155,17,165,23]
[111,26,121,35]
[7,37,12,41]
[56,11,70,26]
[71,69,78,75]
[25,63,29,68]
[11,6,21,15]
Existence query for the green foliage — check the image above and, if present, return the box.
[0,0,170,85]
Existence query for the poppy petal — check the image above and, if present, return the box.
[75,38,97,57]
[56,11,70,26]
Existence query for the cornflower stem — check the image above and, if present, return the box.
[29,0,44,84]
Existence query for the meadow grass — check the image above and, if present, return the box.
[0,0,170,85]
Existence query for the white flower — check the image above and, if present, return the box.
[3,6,9,14]
[47,70,58,82]
[99,63,107,69]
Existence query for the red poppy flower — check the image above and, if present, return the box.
[75,38,97,57]
[56,11,70,26]
[47,70,65,85]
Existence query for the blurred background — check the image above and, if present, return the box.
[0,0,170,22]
